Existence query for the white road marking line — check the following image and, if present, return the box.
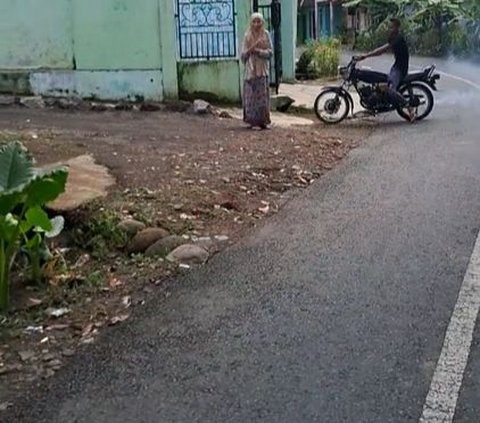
[419,231,480,422]
[437,71,480,91]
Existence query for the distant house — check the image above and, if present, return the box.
[297,0,371,44]
[297,0,344,44]
[343,3,372,46]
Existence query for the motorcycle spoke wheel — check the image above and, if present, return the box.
[314,90,350,124]
[397,83,434,122]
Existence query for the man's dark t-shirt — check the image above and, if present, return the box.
[388,32,409,76]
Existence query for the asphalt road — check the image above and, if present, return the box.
[6,56,480,422]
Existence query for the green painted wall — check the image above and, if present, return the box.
[0,0,286,102]
[73,0,161,70]
[158,0,178,99]
[281,0,297,81]
[0,0,171,100]
[0,0,73,69]
[178,61,240,102]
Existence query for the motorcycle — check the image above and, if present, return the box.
[314,57,441,124]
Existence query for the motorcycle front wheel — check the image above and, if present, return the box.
[314,89,350,124]
[397,83,434,122]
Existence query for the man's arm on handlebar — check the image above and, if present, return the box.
[356,43,390,61]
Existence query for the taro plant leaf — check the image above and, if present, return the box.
[0,213,20,310]
[26,207,53,232]
[0,142,35,215]
[45,216,64,238]
[25,167,68,208]
[0,214,19,243]
[0,142,34,192]
[0,141,69,310]
[24,232,43,283]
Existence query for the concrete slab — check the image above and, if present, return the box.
[48,155,115,211]
[226,108,314,128]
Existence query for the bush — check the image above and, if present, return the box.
[296,38,341,80]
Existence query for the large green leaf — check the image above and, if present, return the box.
[25,166,68,208]
[0,192,22,215]
[0,142,35,214]
[26,207,52,232]
[0,142,34,193]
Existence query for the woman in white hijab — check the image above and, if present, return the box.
[241,13,273,129]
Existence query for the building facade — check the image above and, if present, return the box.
[297,0,343,44]
[0,0,297,103]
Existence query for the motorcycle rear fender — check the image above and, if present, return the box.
[428,74,440,91]
[399,81,435,93]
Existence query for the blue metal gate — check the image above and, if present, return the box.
[175,0,237,60]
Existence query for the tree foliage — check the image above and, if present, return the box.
[345,0,480,57]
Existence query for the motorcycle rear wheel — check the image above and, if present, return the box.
[397,83,434,122]
[314,89,350,124]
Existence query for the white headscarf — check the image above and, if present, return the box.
[244,13,268,50]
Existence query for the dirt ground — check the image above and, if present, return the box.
[0,105,375,410]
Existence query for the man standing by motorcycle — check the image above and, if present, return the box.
[355,18,416,121]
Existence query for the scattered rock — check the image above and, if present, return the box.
[24,325,44,334]
[214,235,229,242]
[56,97,83,110]
[164,100,191,113]
[194,238,219,254]
[18,350,36,362]
[0,402,13,411]
[115,102,134,111]
[62,349,75,357]
[0,364,22,375]
[167,244,209,265]
[145,235,185,257]
[0,95,16,106]
[139,102,162,112]
[117,219,146,236]
[43,369,55,378]
[122,295,132,308]
[109,314,130,325]
[217,194,241,211]
[46,324,70,331]
[218,110,233,119]
[46,307,71,318]
[270,94,295,112]
[90,102,109,112]
[192,99,212,115]
[27,297,43,308]
[42,353,56,362]
[47,359,62,369]
[127,227,170,254]
[20,96,46,108]
[47,155,116,211]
